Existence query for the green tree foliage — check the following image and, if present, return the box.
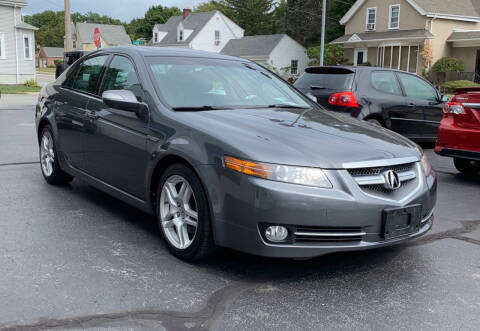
[327,0,356,43]
[224,0,276,35]
[432,57,465,73]
[129,5,182,40]
[195,0,236,20]
[307,44,346,66]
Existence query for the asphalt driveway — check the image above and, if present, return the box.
[0,95,479,330]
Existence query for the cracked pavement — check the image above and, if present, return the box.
[0,95,479,330]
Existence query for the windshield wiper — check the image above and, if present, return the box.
[267,104,311,109]
[172,106,232,111]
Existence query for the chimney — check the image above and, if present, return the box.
[183,8,192,19]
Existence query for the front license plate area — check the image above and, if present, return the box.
[383,205,422,240]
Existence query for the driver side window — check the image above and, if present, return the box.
[99,55,142,101]
[397,73,438,101]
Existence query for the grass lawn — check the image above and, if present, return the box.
[36,67,56,73]
[0,84,41,94]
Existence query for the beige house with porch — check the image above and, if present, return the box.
[331,0,480,78]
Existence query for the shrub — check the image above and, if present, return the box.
[54,59,63,66]
[307,45,347,66]
[432,57,464,73]
[24,79,38,87]
[440,80,480,93]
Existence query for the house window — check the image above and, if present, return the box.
[154,32,158,43]
[214,30,220,45]
[72,40,77,49]
[179,30,183,41]
[389,4,400,29]
[0,32,5,59]
[291,60,298,74]
[366,7,376,31]
[23,35,32,60]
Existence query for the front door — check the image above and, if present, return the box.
[355,49,366,66]
[397,72,443,140]
[83,55,150,199]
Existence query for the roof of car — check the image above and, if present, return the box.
[92,46,247,62]
[304,66,413,74]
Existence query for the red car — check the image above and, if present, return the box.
[435,87,480,175]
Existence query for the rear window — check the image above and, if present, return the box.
[295,68,354,91]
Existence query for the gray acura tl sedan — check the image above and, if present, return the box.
[35,47,437,261]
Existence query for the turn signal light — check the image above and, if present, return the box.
[224,156,271,179]
[443,102,465,115]
[328,91,359,108]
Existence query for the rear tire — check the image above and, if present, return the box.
[39,126,74,185]
[366,118,383,127]
[454,158,480,176]
[156,163,214,261]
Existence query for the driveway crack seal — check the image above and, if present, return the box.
[411,220,480,247]
[0,281,255,331]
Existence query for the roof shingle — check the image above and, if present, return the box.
[220,34,286,57]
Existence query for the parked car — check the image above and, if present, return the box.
[435,87,480,175]
[294,66,448,142]
[36,47,436,261]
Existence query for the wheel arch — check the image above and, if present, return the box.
[37,118,51,143]
[364,113,386,127]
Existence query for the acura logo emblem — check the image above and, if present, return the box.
[383,170,401,190]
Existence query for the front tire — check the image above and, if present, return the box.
[39,126,74,185]
[454,158,480,176]
[156,164,214,261]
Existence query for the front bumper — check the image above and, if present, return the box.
[197,163,437,258]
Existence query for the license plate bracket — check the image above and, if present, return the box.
[383,205,422,240]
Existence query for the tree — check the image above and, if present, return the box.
[326,0,356,43]
[224,0,275,35]
[307,44,346,66]
[132,5,182,40]
[195,0,236,19]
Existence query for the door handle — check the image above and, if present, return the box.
[408,103,415,108]
[86,112,98,120]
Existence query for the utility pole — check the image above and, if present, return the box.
[64,0,72,51]
[320,0,326,66]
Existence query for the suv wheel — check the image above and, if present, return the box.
[156,164,214,261]
[454,158,480,176]
[39,126,74,185]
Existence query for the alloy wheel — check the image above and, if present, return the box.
[40,131,55,177]
[159,175,199,250]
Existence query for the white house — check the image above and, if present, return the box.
[221,34,309,78]
[0,0,37,84]
[151,9,244,53]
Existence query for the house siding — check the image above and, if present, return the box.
[430,19,480,65]
[190,11,244,53]
[0,5,35,84]
[345,0,426,35]
[451,47,478,72]
[268,35,308,76]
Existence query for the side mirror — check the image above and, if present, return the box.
[441,94,449,102]
[102,90,142,112]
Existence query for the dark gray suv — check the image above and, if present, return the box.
[35,47,437,261]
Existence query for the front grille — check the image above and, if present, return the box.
[347,161,419,200]
[294,226,365,244]
[347,163,414,177]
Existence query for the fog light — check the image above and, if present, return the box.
[265,226,288,242]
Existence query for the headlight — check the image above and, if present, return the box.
[421,153,432,176]
[223,156,332,188]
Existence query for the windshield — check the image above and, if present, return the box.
[147,57,312,109]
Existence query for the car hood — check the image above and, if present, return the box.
[185,107,421,168]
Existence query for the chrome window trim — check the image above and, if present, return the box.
[342,156,419,169]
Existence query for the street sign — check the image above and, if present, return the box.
[93,27,101,48]
[132,40,143,46]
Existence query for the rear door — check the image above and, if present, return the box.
[56,55,109,169]
[294,67,355,108]
[397,72,443,140]
[83,54,150,199]
[367,70,411,133]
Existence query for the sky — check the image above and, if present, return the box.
[24,0,206,22]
